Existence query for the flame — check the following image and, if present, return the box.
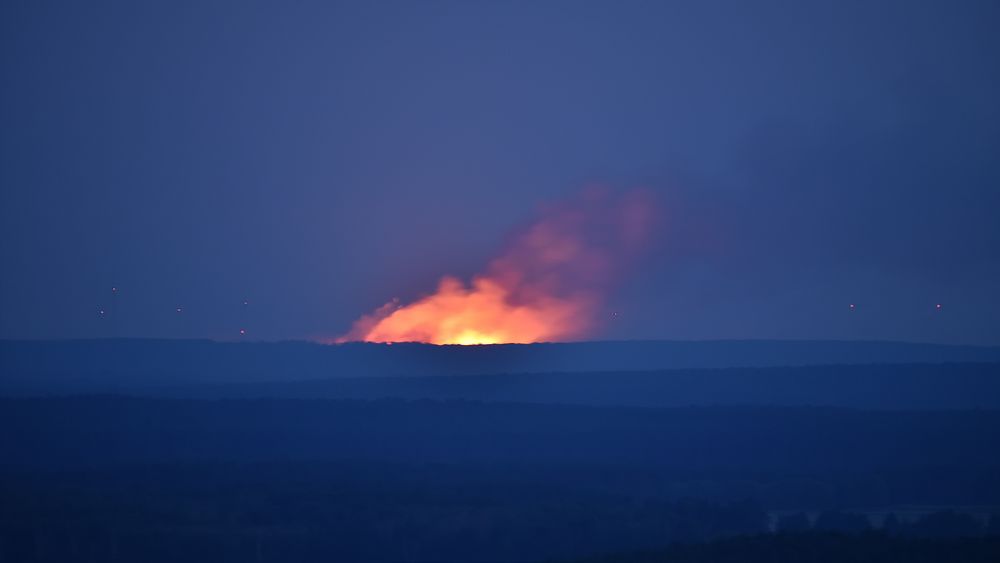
[338,189,654,345]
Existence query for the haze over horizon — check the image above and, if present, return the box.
[3,1,999,345]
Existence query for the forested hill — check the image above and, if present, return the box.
[3,338,1000,393]
[159,362,1000,410]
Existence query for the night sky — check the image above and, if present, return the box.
[2,1,998,344]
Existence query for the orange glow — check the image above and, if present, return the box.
[337,189,654,345]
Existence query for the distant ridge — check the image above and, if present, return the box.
[158,363,1000,411]
[3,338,1000,395]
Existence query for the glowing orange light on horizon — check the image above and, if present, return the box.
[336,189,654,345]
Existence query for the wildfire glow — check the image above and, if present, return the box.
[337,189,654,345]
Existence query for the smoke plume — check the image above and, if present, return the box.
[338,188,655,344]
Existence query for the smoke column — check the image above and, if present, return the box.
[338,188,655,345]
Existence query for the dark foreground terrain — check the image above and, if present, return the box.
[2,397,1000,561]
[2,340,999,561]
[574,532,1000,563]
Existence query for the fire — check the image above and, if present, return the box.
[338,189,654,345]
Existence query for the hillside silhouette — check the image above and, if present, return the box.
[3,338,1000,397]
[157,362,1000,410]
[3,396,1000,561]
[4,340,1000,561]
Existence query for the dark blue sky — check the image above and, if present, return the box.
[2,1,998,344]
